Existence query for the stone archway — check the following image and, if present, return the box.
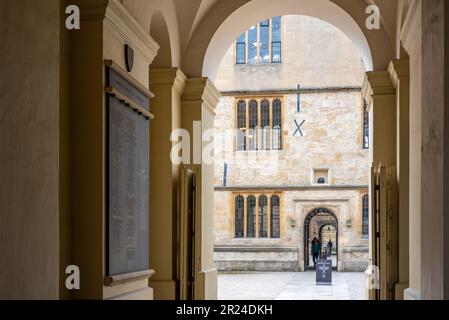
[198,0,387,81]
[304,208,339,270]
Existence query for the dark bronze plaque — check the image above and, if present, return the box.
[106,67,150,276]
[108,68,149,111]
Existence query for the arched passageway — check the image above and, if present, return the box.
[304,209,339,270]
[6,0,449,302]
[201,0,376,82]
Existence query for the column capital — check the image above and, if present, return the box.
[75,0,160,65]
[362,71,395,103]
[150,68,187,94]
[182,78,221,113]
[400,0,421,53]
[388,59,410,88]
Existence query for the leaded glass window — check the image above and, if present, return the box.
[271,195,280,238]
[235,196,245,238]
[236,33,246,64]
[271,16,282,63]
[260,20,270,64]
[235,17,281,65]
[248,26,258,65]
[237,100,246,129]
[272,99,282,150]
[247,196,256,238]
[362,194,369,239]
[259,195,268,238]
[248,100,258,150]
[363,101,369,149]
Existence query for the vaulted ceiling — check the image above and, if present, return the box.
[118,0,409,77]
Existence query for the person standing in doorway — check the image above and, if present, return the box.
[312,238,321,267]
[327,239,333,258]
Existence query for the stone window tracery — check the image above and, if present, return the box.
[234,193,281,239]
[235,97,283,151]
[235,16,282,65]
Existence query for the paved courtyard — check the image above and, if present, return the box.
[218,272,367,300]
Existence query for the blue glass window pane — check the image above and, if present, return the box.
[236,33,246,64]
[272,16,281,42]
[236,43,246,64]
[260,19,269,27]
[260,20,270,64]
[272,42,281,63]
[272,16,281,63]
[248,26,258,64]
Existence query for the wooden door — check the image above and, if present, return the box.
[179,165,201,300]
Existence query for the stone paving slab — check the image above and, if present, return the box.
[218,272,367,300]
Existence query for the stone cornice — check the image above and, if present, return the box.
[401,0,421,53]
[363,72,395,101]
[77,0,109,20]
[215,185,368,192]
[221,86,362,97]
[77,0,159,64]
[388,59,410,88]
[105,0,159,65]
[182,78,221,113]
[150,68,187,94]
[214,246,298,253]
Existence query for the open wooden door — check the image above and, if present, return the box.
[178,165,201,300]
[369,164,398,300]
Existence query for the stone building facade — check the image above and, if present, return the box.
[213,15,370,272]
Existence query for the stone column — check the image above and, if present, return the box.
[149,68,187,300]
[402,0,449,300]
[420,0,447,300]
[363,71,397,168]
[362,71,396,299]
[182,78,221,300]
[389,59,410,299]
[69,0,158,300]
[401,0,422,300]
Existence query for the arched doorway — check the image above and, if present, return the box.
[304,208,338,270]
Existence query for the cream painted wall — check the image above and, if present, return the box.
[0,0,60,299]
